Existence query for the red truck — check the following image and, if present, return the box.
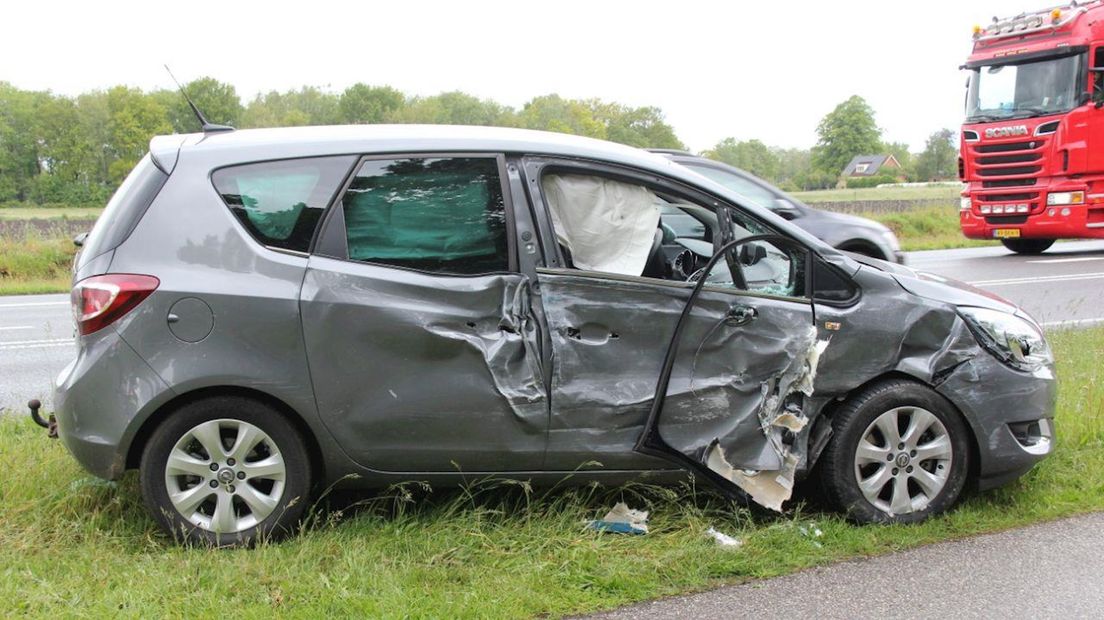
[961,1,1104,253]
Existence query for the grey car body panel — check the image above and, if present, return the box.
[54,125,1054,508]
[300,257,547,472]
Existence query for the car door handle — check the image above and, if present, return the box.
[724,305,758,327]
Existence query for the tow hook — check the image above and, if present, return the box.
[28,399,58,439]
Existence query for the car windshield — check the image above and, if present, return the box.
[966,54,1083,121]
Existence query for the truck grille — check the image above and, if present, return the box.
[970,137,1046,190]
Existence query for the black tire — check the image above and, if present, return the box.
[817,379,971,524]
[139,396,312,546]
[1001,238,1054,254]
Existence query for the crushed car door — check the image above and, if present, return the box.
[300,154,546,473]
[525,160,822,510]
[635,233,824,510]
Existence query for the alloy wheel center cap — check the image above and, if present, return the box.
[217,468,236,484]
[895,453,911,468]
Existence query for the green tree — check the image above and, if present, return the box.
[704,138,779,181]
[914,129,958,181]
[586,100,683,149]
[156,77,243,132]
[105,86,172,183]
[771,147,813,190]
[241,87,341,128]
[338,84,404,124]
[388,91,513,126]
[0,83,44,200]
[811,95,882,177]
[516,94,606,138]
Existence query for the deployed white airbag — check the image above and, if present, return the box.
[542,174,661,276]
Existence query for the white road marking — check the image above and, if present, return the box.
[1041,317,1104,329]
[1026,257,1104,264]
[0,301,69,309]
[0,326,33,331]
[969,272,1104,286]
[0,338,72,349]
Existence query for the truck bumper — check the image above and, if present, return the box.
[961,198,1104,240]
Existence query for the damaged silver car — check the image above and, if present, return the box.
[54,125,1056,545]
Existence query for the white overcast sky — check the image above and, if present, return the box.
[3,0,1029,151]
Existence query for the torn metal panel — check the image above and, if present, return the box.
[300,256,547,472]
[538,269,819,494]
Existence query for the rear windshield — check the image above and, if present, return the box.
[212,156,356,253]
[78,154,169,268]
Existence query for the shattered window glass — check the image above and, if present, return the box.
[342,157,510,275]
[722,211,808,298]
[213,156,355,253]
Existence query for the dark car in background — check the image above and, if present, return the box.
[652,150,905,263]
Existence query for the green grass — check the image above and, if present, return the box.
[0,227,77,295]
[864,205,997,252]
[1,328,1101,617]
[793,184,962,203]
[0,207,102,220]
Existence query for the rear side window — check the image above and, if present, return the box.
[341,157,510,275]
[686,164,776,208]
[212,156,355,253]
[78,154,168,268]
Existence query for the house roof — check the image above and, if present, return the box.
[841,154,899,176]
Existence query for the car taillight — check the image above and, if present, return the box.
[71,274,160,336]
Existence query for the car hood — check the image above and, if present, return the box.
[850,254,1019,314]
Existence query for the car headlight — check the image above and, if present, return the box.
[959,307,1052,371]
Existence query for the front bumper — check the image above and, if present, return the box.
[935,353,1056,490]
[54,328,172,480]
[960,199,1104,240]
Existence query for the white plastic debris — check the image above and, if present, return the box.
[705,527,743,549]
[588,502,649,535]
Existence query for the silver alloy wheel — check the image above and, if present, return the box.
[853,406,953,516]
[164,418,286,534]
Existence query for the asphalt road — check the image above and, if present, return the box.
[588,511,1104,619]
[3,239,1104,412]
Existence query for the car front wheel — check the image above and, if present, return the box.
[818,379,971,524]
[139,396,312,546]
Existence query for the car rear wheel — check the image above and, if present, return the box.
[818,379,971,524]
[139,396,312,546]
[1001,238,1054,254]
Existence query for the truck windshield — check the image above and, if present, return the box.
[966,54,1082,121]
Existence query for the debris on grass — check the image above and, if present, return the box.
[588,502,649,535]
[705,526,743,548]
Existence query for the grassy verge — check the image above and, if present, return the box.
[0,225,79,295]
[0,207,102,220]
[862,205,997,252]
[793,184,962,203]
[1,328,1101,617]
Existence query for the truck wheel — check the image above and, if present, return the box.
[818,379,971,524]
[1001,238,1054,254]
[139,396,312,546]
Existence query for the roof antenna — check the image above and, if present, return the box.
[163,65,234,133]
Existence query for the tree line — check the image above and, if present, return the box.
[0,79,957,206]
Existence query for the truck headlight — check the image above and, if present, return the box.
[1046,191,1084,206]
[959,307,1053,372]
[960,197,971,211]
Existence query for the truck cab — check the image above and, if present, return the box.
[961,1,1104,253]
